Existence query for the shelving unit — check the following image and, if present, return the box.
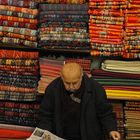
[0,0,140,140]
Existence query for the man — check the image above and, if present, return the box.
[38,62,121,140]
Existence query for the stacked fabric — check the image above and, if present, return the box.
[89,0,126,56]
[91,59,140,100]
[0,101,39,127]
[0,123,34,139]
[38,3,90,50]
[123,0,140,58]
[65,58,91,74]
[124,101,140,140]
[109,100,125,139]
[0,49,40,137]
[0,0,38,48]
[0,49,39,101]
[38,57,64,94]
[32,0,86,4]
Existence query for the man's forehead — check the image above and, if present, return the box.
[61,63,82,81]
[62,63,81,71]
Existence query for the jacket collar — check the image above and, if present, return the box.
[83,74,93,94]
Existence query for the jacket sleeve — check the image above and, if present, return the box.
[94,80,117,134]
[37,84,55,132]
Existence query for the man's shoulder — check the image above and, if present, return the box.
[84,74,102,91]
[84,74,99,85]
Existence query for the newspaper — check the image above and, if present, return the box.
[27,127,65,140]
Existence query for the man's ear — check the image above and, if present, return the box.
[60,72,64,80]
[81,68,84,77]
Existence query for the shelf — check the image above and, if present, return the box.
[41,48,90,54]
[0,43,90,54]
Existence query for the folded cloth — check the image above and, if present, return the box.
[0,129,32,138]
[101,60,140,73]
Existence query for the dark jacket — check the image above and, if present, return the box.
[38,74,117,140]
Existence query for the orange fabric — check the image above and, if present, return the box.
[128,4,140,8]
[88,9,124,17]
[90,34,122,39]
[124,45,140,50]
[89,19,123,25]
[90,38,122,44]
[0,50,38,59]
[89,26,123,33]
[0,32,37,41]
[125,23,140,27]
[89,23,123,29]
[0,85,36,93]
[0,5,38,15]
[125,9,140,14]
[0,15,37,24]
[89,29,123,37]
[90,15,124,22]
[126,16,140,23]
[89,1,126,6]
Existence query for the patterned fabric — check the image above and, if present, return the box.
[124,3,140,58]
[38,57,64,94]
[0,59,38,66]
[39,3,89,11]
[0,1,38,48]
[0,32,37,41]
[1,37,37,48]
[0,20,37,29]
[0,49,38,59]
[0,5,38,15]
[0,0,37,8]
[0,91,36,101]
[0,101,40,126]
[0,26,37,35]
[0,10,37,19]
[33,0,86,4]
[38,3,90,50]
[40,22,87,28]
[89,0,126,57]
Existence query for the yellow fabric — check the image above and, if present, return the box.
[106,89,140,100]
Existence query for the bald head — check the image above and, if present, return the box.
[61,63,82,80]
[61,62,83,90]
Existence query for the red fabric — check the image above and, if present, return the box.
[0,129,32,138]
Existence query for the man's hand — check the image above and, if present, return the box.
[109,131,121,140]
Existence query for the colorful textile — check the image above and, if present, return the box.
[0,0,37,8]
[34,0,86,4]
[39,3,89,11]
[0,129,32,138]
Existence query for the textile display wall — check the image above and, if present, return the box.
[38,56,91,94]
[124,0,140,58]
[38,57,64,94]
[124,101,140,140]
[0,49,40,139]
[0,0,38,48]
[91,59,140,139]
[89,0,126,57]
[0,0,140,140]
[37,2,90,50]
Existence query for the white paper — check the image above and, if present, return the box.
[26,127,65,140]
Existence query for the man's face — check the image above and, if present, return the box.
[62,75,82,92]
[61,63,83,93]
